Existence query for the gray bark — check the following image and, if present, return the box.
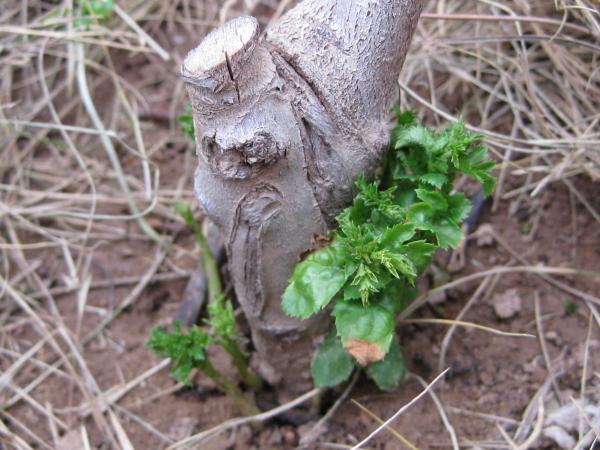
[182,0,425,394]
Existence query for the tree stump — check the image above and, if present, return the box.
[183,0,425,394]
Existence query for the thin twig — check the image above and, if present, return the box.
[350,369,449,450]
[408,373,459,450]
[166,388,322,449]
[299,372,359,447]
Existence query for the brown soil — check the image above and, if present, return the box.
[8,163,599,450]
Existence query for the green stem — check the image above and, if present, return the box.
[200,360,259,417]
[222,337,262,390]
[186,214,223,304]
[179,204,262,389]
[310,391,322,415]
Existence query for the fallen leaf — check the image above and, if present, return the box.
[345,339,384,366]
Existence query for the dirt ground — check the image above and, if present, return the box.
[11,173,600,450]
[1,1,599,449]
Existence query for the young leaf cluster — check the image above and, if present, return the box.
[77,0,114,28]
[177,104,195,142]
[147,321,210,385]
[283,111,496,390]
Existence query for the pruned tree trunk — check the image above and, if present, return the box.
[182,0,425,394]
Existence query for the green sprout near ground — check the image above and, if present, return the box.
[155,106,496,397]
[177,105,195,141]
[77,0,114,28]
[147,202,260,416]
[283,110,496,391]
[564,299,578,316]
[175,202,261,391]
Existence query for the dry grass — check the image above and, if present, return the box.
[0,0,599,449]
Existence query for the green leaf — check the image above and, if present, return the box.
[419,173,447,189]
[351,262,379,305]
[282,109,496,391]
[378,281,410,316]
[385,252,417,283]
[282,243,356,318]
[377,280,405,317]
[415,189,448,211]
[89,0,113,20]
[78,0,114,26]
[399,240,436,273]
[447,193,472,223]
[398,285,420,310]
[146,322,210,385]
[432,219,463,249]
[394,189,418,208]
[206,301,236,339]
[379,224,415,252]
[333,300,395,360]
[311,331,356,387]
[177,104,195,142]
[466,145,489,165]
[444,120,481,165]
[367,338,406,391]
[177,113,195,142]
[393,109,417,128]
[342,283,361,300]
[481,173,496,197]
[175,202,195,227]
[458,146,496,196]
[406,203,434,226]
[393,124,435,153]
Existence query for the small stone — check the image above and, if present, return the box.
[475,223,495,247]
[492,288,522,319]
[544,331,561,346]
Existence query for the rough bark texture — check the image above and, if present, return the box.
[183,0,425,394]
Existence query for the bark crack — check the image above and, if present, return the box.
[229,184,283,318]
[269,49,354,226]
[224,51,241,104]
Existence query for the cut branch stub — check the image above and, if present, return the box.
[183,0,425,394]
[182,16,287,180]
